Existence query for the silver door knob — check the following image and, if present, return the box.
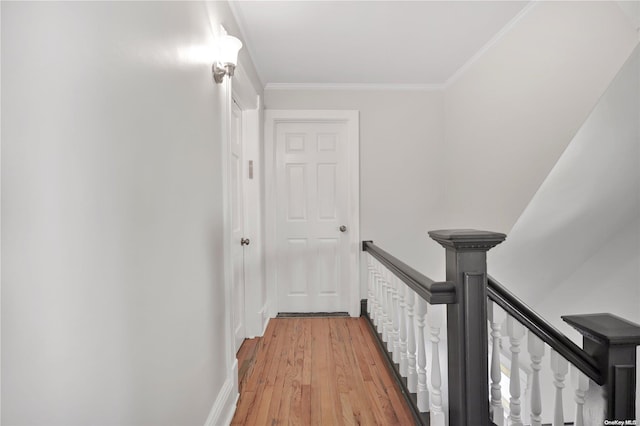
[241,237,250,246]
[339,225,347,233]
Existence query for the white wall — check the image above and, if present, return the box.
[489,43,640,425]
[536,218,640,339]
[264,89,448,285]
[265,2,640,285]
[443,1,638,234]
[1,2,261,425]
[490,45,640,314]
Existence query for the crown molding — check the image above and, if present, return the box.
[444,1,538,89]
[264,82,445,92]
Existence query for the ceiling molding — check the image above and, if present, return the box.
[228,0,266,86]
[264,83,445,92]
[444,1,538,89]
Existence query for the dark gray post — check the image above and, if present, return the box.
[429,229,506,426]
[562,313,640,421]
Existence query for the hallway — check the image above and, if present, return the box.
[231,317,415,425]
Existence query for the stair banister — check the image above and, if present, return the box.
[362,229,640,426]
[488,272,640,422]
[428,229,507,426]
[562,313,640,421]
[487,276,603,383]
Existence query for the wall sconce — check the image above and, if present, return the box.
[213,29,243,84]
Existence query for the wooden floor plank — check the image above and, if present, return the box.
[358,318,415,425]
[242,319,289,425]
[262,318,294,424]
[237,337,260,394]
[231,317,414,425]
[276,318,301,423]
[299,319,312,425]
[343,320,378,426]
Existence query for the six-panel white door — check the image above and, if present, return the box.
[275,121,350,313]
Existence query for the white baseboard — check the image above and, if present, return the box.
[260,304,270,335]
[204,361,239,426]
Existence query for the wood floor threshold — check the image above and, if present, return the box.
[276,312,350,318]
[237,337,261,394]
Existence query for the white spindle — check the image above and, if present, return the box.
[416,298,429,412]
[376,262,386,335]
[550,349,568,426]
[527,331,545,426]
[507,316,525,426]
[398,283,408,377]
[372,260,381,330]
[488,300,505,426]
[391,275,400,362]
[385,270,394,344]
[406,288,417,393]
[381,268,389,342]
[428,304,445,426]
[367,255,375,320]
[571,364,589,426]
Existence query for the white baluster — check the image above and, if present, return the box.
[416,298,429,412]
[384,269,393,347]
[571,364,589,426]
[488,300,505,426]
[398,283,408,377]
[550,349,568,426]
[428,304,445,426]
[507,316,525,426]
[367,255,375,320]
[371,260,378,326]
[380,267,389,342]
[406,288,417,393]
[528,331,545,426]
[375,261,384,332]
[391,275,400,362]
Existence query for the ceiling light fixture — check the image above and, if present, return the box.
[213,27,243,84]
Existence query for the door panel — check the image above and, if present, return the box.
[317,238,339,295]
[285,164,307,220]
[275,121,349,313]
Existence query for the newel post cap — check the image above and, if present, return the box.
[562,313,640,346]
[428,229,506,251]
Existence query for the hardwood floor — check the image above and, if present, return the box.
[231,317,415,425]
[237,337,261,393]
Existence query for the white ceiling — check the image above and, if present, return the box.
[230,1,530,87]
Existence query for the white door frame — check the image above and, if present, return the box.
[231,68,267,338]
[229,67,264,335]
[230,100,246,353]
[221,64,262,401]
[264,110,360,318]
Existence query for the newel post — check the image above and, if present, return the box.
[562,313,640,422]
[429,229,506,426]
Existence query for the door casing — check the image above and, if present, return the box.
[264,110,360,317]
[230,100,246,353]
[229,68,265,341]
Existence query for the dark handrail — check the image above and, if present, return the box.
[487,275,603,385]
[362,241,456,305]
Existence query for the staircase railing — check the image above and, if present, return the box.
[362,229,640,426]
